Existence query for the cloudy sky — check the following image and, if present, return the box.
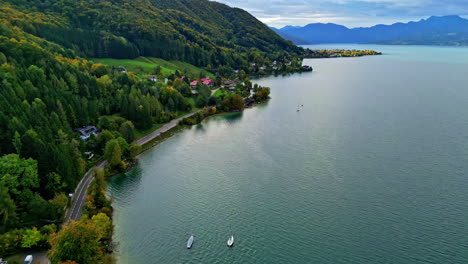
[215,0,468,28]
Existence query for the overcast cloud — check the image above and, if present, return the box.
[215,0,468,28]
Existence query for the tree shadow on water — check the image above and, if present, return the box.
[191,111,245,136]
[223,112,244,124]
[108,164,143,201]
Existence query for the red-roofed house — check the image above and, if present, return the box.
[190,80,198,88]
[202,79,215,87]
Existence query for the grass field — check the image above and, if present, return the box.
[92,57,214,78]
[212,89,229,98]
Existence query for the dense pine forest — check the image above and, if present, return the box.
[0,0,306,261]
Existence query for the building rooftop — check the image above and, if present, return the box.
[75,126,99,140]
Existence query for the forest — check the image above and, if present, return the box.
[1,0,301,68]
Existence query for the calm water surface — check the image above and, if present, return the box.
[108,45,468,263]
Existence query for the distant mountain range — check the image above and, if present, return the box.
[272,15,468,46]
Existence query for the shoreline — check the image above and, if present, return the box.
[135,102,266,162]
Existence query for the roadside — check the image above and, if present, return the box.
[64,160,107,223]
[136,111,202,146]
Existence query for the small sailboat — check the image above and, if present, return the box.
[187,235,194,249]
[227,235,234,247]
[296,103,300,112]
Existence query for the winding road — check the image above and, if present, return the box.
[64,160,107,223]
[64,111,201,223]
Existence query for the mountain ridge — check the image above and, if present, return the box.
[276,15,468,46]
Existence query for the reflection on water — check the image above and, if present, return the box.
[108,165,143,206]
[189,112,245,135]
[193,123,206,133]
[254,100,270,110]
[223,112,243,123]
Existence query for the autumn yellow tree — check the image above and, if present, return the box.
[48,213,112,264]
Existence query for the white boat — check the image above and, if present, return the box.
[187,235,194,249]
[227,235,234,247]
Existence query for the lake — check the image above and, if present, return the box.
[108,45,468,263]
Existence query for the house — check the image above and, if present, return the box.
[272,66,278,70]
[75,126,99,140]
[224,80,237,87]
[259,66,267,71]
[142,75,158,82]
[180,76,186,81]
[190,80,198,88]
[0,259,8,264]
[114,66,127,73]
[201,78,215,87]
[202,80,214,86]
[228,86,236,92]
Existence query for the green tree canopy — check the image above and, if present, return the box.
[0,181,17,227]
[0,154,39,198]
[104,139,122,167]
[21,227,42,248]
[119,121,135,143]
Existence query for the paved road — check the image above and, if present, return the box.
[64,160,107,223]
[136,111,201,146]
[65,111,200,223]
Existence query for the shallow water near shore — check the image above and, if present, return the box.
[108,44,468,263]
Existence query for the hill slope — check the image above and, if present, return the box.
[278,16,468,46]
[1,0,300,67]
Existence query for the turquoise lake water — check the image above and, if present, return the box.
[108,44,468,263]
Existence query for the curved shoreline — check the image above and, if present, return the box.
[65,111,202,223]
[135,103,266,159]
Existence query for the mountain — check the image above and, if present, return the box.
[270,27,307,45]
[277,15,468,46]
[1,0,300,68]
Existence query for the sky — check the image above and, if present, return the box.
[215,0,468,28]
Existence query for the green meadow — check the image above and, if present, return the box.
[92,57,214,78]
